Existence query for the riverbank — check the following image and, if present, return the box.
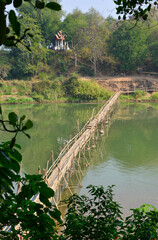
[0,74,112,104]
[1,74,158,104]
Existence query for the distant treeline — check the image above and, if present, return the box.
[1,3,158,80]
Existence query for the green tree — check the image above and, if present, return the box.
[62,9,87,68]
[145,20,158,71]
[109,21,148,72]
[0,0,61,47]
[8,12,49,78]
[18,1,63,46]
[83,8,109,76]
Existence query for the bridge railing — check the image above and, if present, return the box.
[121,87,158,93]
[46,92,119,179]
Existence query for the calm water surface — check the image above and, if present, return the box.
[2,102,158,215]
[2,103,100,174]
[80,103,158,215]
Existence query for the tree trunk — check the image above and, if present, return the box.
[93,56,97,76]
[74,53,78,68]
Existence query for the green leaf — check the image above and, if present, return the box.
[6,27,10,34]
[39,193,51,207]
[6,0,12,5]
[20,115,25,122]
[8,112,18,125]
[35,0,45,9]
[9,149,22,162]
[0,105,2,115]
[46,2,61,11]
[10,159,20,173]
[41,187,55,198]
[14,143,21,149]
[13,0,22,8]
[49,208,61,222]
[4,38,14,46]
[23,119,33,130]
[9,10,21,36]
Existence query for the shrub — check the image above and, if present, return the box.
[72,80,111,101]
[134,90,146,99]
[0,84,12,95]
[6,97,17,102]
[64,73,80,95]
[32,81,52,94]
[150,92,158,100]
[20,97,34,103]
[44,89,64,101]
[62,185,158,240]
[120,94,134,100]
[38,72,49,81]
[100,88,113,99]
[73,80,101,100]
[32,93,44,102]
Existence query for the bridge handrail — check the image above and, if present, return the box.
[121,87,158,93]
[46,92,119,179]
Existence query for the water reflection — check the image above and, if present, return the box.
[1,103,101,174]
[80,103,158,215]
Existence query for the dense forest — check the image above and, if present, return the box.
[1,3,158,81]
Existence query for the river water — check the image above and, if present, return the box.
[2,102,158,215]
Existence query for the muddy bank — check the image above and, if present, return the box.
[93,75,158,92]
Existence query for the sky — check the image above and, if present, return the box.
[6,0,118,19]
[61,0,117,18]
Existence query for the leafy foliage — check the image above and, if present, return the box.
[64,74,111,100]
[109,21,148,72]
[0,107,61,239]
[114,0,157,20]
[61,185,158,240]
[134,90,146,99]
[62,185,123,239]
[0,0,61,47]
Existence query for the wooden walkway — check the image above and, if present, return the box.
[44,91,120,195]
[34,87,158,204]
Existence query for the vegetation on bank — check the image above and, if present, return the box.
[120,90,158,101]
[0,74,113,104]
[2,77,158,104]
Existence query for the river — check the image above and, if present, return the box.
[2,102,158,215]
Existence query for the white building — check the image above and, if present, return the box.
[54,30,69,51]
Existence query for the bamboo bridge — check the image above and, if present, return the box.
[34,91,121,205]
[34,86,158,205]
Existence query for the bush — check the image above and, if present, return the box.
[119,94,134,100]
[134,90,146,99]
[6,97,17,102]
[73,80,101,100]
[150,92,158,100]
[20,97,34,103]
[72,80,112,101]
[62,185,158,240]
[32,81,52,94]
[0,84,12,95]
[64,74,112,101]
[32,93,44,102]
[100,88,113,99]
[38,72,49,81]
[64,73,80,95]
